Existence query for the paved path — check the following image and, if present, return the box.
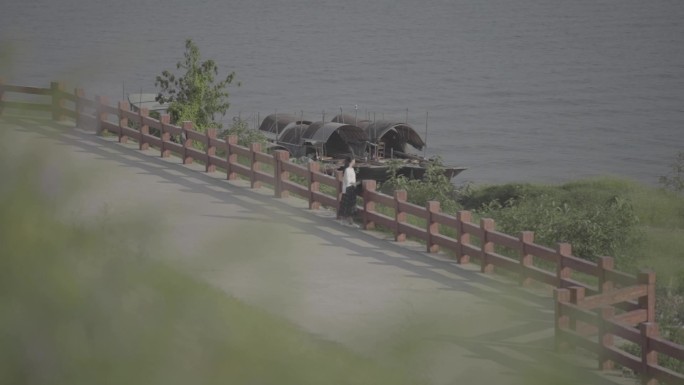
[3,116,634,385]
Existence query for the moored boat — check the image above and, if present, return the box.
[256,112,467,183]
[258,114,367,160]
[330,114,466,182]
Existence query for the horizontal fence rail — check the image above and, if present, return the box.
[1,80,681,384]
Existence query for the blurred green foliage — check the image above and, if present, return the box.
[0,127,423,385]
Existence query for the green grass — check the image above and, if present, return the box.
[567,178,684,284]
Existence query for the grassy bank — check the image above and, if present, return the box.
[459,176,684,366]
[381,161,683,356]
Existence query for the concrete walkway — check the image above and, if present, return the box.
[3,116,634,385]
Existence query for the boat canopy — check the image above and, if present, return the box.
[258,114,312,135]
[278,122,309,144]
[331,113,371,127]
[256,113,426,160]
[302,122,369,158]
[363,120,426,153]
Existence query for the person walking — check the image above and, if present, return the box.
[339,156,359,227]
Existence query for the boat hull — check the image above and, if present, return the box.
[396,165,467,181]
[354,163,467,183]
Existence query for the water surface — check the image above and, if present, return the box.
[2,0,683,185]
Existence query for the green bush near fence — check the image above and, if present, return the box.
[380,157,463,215]
[460,178,684,278]
[217,117,268,149]
[462,177,684,347]
[378,157,684,348]
[470,179,643,269]
[380,162,646,271]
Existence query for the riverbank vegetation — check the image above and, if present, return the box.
[379,153,684,361]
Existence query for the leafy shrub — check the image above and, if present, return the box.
[459,183,552,210]
[380,157,463,214]
[218,117,267,148]
[469,181,643,268]
[659,151,684,193]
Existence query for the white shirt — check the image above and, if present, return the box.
[342,166,356,190]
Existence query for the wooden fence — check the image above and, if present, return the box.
[1,80,682,384]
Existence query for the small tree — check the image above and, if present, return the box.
[155,39,238,132]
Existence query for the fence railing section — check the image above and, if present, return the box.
[1,80,681,385]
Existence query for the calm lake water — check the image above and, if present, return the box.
[2,0,683,185]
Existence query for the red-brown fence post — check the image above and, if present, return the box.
[274,150,289,198]
[50,81,66,121]
[638,271,656,323]
[426,201,440,253]
[554,288,571,352]
[74,88,84,128]
[362,180,376,230]
[160,114,171,158]
[250,142,261,189]
[456,210,471,264]
[480,218,495,273]
[206,128,217,172]
[598,256,615,293]
[95,95,109,135]
[308,162,320,210]
[226,135,238,180]
[598,306,615,371]
[118,101,129,143]
[639,322,659,385]
[569,286,585,334]
[182,121,193,164]
[519,231,534,287]
[139,108,149,150]
[557,243,573,287]
[394,190,407,242]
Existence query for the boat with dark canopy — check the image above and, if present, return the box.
[331,114,465,181]
[258,114,368,160]
[256,113,466,183]
[258,113,312,136]
[331,115,425,157]
[301,121,368,159]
